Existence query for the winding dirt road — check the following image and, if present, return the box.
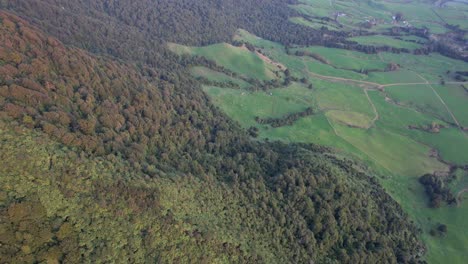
[307,69,466,90]
[413,72,467,137]
[364,89,379,126]
[298,56,468,130]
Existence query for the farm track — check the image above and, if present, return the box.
[431,8,448,25]
[325,114,395,174]
[364,89,379,127]
[307,69,467,90]
[298,54,468,89]
[325,115,339,136]
[300,57,468,127]
[413,72,467,137]
[382,82,467,87]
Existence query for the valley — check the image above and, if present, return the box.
[168,2,468,262]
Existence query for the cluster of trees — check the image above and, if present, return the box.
[256,107,315,128]
[455,71,468,82]
[429,224,448,237]
[419,174,456,208]
[195,76,242,90]
[354,44,411,54]
[412,41,468,62]
[0,5,427,263]
[387,26,429,39]
[232,40,256,51]
[408,122,445,134]
[294,50,331,64]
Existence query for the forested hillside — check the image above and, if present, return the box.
[0,2,428,263]
[1,0,350,67]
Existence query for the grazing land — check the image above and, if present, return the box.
[176,6,468,260]
[349,35,423,49]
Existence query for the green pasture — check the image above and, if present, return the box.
[381,171,468,264]
[378,52,467,83]
[399,35,428,43]
[349,35,423,49]
[313,80,375,116]
[290,4,331,18]
[333,123,446,176]
[413,128,468,166]
[449,169,468,196]
[293,46,387,71]
[368,90,468,165]
[168,42,278,80]
[302,57,367,80]
[180,27,468,263]
[326,110,373,129]
[385,84,452,122]
[202,83,314,127]
[233,29,284,50]
[289,17,337,30]
[432,84,468,127]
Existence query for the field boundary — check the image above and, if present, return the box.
[413,72,467,137]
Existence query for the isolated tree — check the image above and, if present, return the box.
[395,12,404,22]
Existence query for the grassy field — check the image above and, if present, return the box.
[400,35,428,43]
[349,35,423,49]
[314,81,375,116]
[289,17,339,30]
[168,42,280,80]
[432,84,468,127]
[293,46,387,71]
[203,83,314,127]
[334,123,446,176]
[385,84,453,122]
[175,24,468,263]
[378,52,467,83]
[326,110,373,128]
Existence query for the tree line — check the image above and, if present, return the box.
[256,107,315,128]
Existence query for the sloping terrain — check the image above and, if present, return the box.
[0,10,426,264]
[186,14,467,264]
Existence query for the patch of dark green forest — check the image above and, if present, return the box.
[419,165,468,208]
[256,108,315,128]
[419,174,456,208]
[429,223,448,238]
